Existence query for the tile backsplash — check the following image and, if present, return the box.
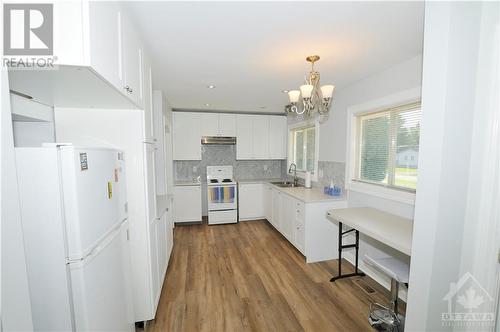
[174,145,346,192]
[316,161,346,189]
[283,160,346,191]
[174,145,283,182]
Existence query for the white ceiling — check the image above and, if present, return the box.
[125,1,424,114]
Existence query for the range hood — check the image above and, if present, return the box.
[201,136,236,145]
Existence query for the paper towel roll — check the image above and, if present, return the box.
[305,171,312,188]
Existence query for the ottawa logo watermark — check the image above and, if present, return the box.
[3,3,57,69]
[442,272,496,328]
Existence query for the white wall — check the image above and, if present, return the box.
[406,2,499,331]
[319,55,423,163]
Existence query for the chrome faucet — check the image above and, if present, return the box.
[288,163,298,187]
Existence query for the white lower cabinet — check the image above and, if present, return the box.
[173,185,202,223]
[237,182,347,262]
[294,201,305,253]
[266,185,347,261]
[149,205,172,312]
[238,183,265,221]
[280,195,295,243]
[264,185,273,222]
[271,189,282,230]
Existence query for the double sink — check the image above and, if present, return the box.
[269,181,303,188]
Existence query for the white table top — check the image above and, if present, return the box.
[326,207,413,256]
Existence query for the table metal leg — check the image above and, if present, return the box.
[330,222,365,282]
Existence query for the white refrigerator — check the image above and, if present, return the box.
[15,144,134,331]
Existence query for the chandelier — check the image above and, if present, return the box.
[285,55,335,118]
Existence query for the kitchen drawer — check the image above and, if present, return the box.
[209,210,237,225]
[294,200,305,225]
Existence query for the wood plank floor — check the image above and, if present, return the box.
[147,220,404,332]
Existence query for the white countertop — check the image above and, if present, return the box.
[237,178,283,184]
[174,180,201,187]
[327,207,413,256]
[237,179,347,203]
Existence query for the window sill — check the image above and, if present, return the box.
[346,181,416,205]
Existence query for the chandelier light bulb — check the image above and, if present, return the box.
[288,90,301,103]
[320,85,335,99]
[300,84,314,99]
[284,55,334,121]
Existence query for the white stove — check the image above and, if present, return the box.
[206,166,238,225]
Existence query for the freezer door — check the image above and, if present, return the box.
[59,146,127,259]
[69,222,134,331]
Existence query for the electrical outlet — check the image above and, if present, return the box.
[319,169,324,178]
[263,165,268,171]
[193,166,197,173]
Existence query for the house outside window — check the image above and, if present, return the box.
[355,101,421,191]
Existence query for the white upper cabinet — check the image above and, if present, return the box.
[269,116,287,159]
[88,1,123,89]
[120,11,144,108]
[235,114,285,160]
[236,115,253,159]
[200,113,237,137]
[219,114,237,136]
[142,53,154,143]
[200,113,219,137]
[8,1,146,110]
[171,112,286,160]
[252,116,270,159]
[172,112,201,160]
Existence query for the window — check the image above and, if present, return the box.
[355,102,421,191]
[289,124,317,174]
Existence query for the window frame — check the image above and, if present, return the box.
[346,88,421,205]
[287,119,320,182]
